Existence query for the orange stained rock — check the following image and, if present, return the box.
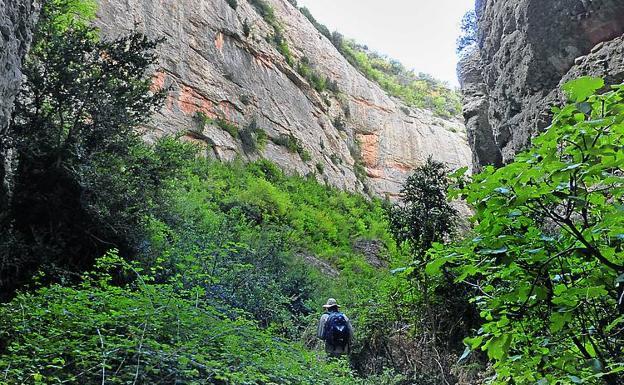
[178,85,215,116]
[151,71,167,92]
[366,167,384,179]
[388,161,413,173]
[254,53,274,69]
[351,96,393,113]
[357,133,379,167]
[215,32,224,52]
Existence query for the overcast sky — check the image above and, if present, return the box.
[296,0,474,87]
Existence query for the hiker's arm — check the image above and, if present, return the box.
[317,315,327,339]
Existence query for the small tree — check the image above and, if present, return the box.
[388,157,457,261]
[386,157,479,381]
[456,10,478,55]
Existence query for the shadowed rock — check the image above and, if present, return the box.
[460,0,624,169]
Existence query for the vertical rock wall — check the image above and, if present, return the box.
[96,0,472,197]
[0,0,39,215]
[460,0,624,169]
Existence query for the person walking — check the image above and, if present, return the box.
[317,298,353,357]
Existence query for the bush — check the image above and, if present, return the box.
[239,120,267,154]
[243,18,251,37]
[0,0,173,296]
[0,252,361,385]
[226,0,237,10]
[429,77,624,384]
[195,112,240,138]
[272,133,311,161]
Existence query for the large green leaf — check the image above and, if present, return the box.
[563,77,604,102]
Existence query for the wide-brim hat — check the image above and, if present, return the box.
[322,298,340,308]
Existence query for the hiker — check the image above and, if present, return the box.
[317,298,353,356]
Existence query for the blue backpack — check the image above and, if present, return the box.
[323,312,351,346]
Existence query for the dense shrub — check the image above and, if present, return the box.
[0,0,174,296]
[0,252,361,385]
[429,78,624,384]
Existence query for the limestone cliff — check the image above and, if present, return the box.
[95,0,471,197]
[460,0,624,169]
[0,0,39,215]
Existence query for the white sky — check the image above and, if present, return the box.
[296,0,474,87]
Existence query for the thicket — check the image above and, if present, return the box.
[426,77,624,384]
[0,148,412,383]
[0,0,169,296]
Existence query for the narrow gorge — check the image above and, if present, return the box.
[3,0,624,384]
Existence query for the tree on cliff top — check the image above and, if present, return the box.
[457,10,477,55]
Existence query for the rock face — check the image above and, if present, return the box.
[460,0,624,169]
[95,0,471,197]
[0,0,39,214]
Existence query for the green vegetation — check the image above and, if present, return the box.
[249,0,337,95]
[0,5,412,376]
[0,0,166,294]
[0,150,409,383]
[249,0,295,66]
[348,140,369,194]
[239,119,268,154]
[272,133,311,161]
[339,41,462,118]
[297,57,332,93]
[8,1,624,385]
[300,6,331,40]
[243,18,251,37]
[298,7,462,118]
[422,77,624,384]
[240,93,252,105]
[457,10,478,55]
[0,252,359,384]
[330,153,343,165]
[226,0,237,10]
[196,112,240,138]
[195,113,268,154]
[334,116,347,131]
